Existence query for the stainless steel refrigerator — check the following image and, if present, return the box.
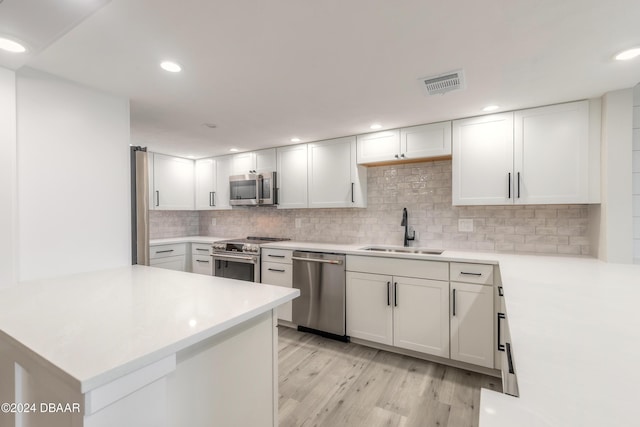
[130,146,149,265]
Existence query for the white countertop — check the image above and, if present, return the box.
[0,265,298,393]
[149,236,227,245]
[263,240,640,427]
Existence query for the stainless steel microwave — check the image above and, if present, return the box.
[229,172,277,206]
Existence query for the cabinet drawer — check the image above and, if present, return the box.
[150,243,187,259]
[347,255,448,281]
[192,243,211,255]
[262,249,292,264]
[450,262,494,284]
[261,261,292,286]
[150,255,186,271]
[192,254,212,275]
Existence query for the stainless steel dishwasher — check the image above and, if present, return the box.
[291,251,347,340]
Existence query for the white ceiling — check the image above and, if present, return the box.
[11,0,640,158]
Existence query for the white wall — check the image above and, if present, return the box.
[599,88,634,263]
[0,67,17,288]
[633,84,640,264]
[16,68,131,281]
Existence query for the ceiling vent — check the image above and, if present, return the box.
[419,69,465,96]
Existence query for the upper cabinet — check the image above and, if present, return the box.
[308,136,367,208]
[151,153,194,210]
[230,148,277,175]
[356,122,452,165]
[276,144,308,209]
[452,100,598,206]
[195,156,232,210]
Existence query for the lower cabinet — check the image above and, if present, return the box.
[191,243,212,275]
[261,249,293,322]
[150,243,187,272]
[346,272,449,358]
[450,282,494,368]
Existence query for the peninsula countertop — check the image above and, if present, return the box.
[0,265,299,393]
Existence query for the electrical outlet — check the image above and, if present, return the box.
[458,218,474,232]
[295,218,302,228]
[211,218,217,226]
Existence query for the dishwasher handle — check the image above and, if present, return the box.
[291,256,343,265]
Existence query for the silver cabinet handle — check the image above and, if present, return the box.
[517,172,521,198]
[497,313,506,351]
[209,191,216,206]
[507,172,511,199]
[394,282,398,307]
[196,248,209,252]
[156,190,160,207]
[291,256,343,265]
[267,254,285,258]
[351,182,355,203]
[452,288,456,316]
[267,268,285,272]
[460,272,482,276]
[155,249,174,254]
[196,260,209,263]
[386,282,391,306]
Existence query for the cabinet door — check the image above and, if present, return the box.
[393,277,449,357]
[261,261,293,322]
[192,255,213,275]
[400,121,452,159]
[276,144,308,209]
[150,255,186,271]
[153,154,195,210]
[514,100,589,204]
[255,148,276,173]
[231,152,256,175]
[346,272,393,345]
[148,152,155,210]
[308,137,353,208]
[450,282,494,368]
[350,140,367,207]
[212,155,232,210]
[452,113,514,206]
[195,158,216,210]
[356,129,400,164]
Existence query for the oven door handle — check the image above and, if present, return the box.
[211,254,258,262]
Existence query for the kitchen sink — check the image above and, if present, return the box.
[360,246,444,255]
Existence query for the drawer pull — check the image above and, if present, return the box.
[452,288,456,316]
[268,254,285,258]
[506,342,515,374]
[196,248,209,252]
[460,271,482,276]
[267,268,285,273]
[497,313,506,351]
[196,260,209,263]
[155,249,174,254]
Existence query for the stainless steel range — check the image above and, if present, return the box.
[211,236,290,282]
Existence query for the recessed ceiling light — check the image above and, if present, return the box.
[291,137,301,142]
[370,123,382,130]
[615,47,640,61]
[160,61,182,72]
[483,105,500,112]
[0,37,26,53]
[229,148,239,152]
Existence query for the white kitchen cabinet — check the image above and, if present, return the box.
[346,272,393,345]
[191,243,212,275]
[400,122,452,160]
[150,243,187,272]
[195,158,216,210]
[452,113,514,206]
[357,122,452,164]
[453,100,592,206]
[151,153,195,210]
[356,129,400,164]
[514,101,589,204]
[276,144,308,209]
[231,148,277,175]
[450,282,494,368]
[346,271,449,358]
[212,155,232,210]
[393,277,450,357]
[261,249,293,322]
[308,136,367,208]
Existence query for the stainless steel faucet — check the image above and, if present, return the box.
[401,207,416,247]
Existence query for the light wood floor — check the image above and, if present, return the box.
[278,327,501,427]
